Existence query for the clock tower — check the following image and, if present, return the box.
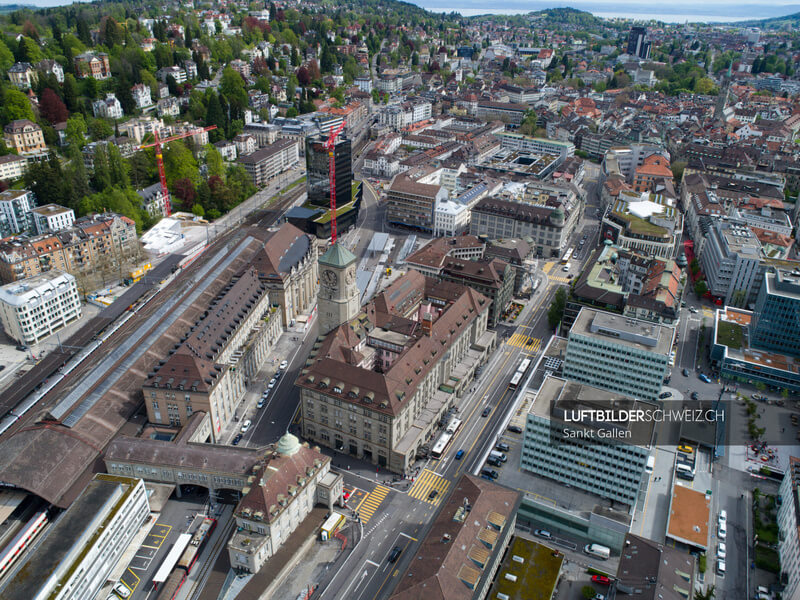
[318,243,359,334]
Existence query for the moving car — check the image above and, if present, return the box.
[682,368,690,377]
[691,391,698,400]
[241,419,252,433]
[699,373,712,383]
[481,407,491,417]
[388,546,402,563]
[659,391,672,399]
[428,490,438,500]
[454,449,465,460]
[15,345,27,352]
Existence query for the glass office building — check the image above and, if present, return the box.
[306,135,352,209]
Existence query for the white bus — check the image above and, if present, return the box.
[509,358,532,389]
[431,432,453,458]
[561,248,574,264]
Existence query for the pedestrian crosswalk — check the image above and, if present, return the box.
[506,334,542,352]
[542,261,556,274]
[407,469,451,505]
[548,274,573,283]
[354,485,390,524]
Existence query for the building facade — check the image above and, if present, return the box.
[563,308,673,403]
[699,219,764,307]
[0,213,139,284]
[143,267,283,440]
[4,119,47,155]
[227,433,343,574]
[250,223,319,327]
[0,189,35,237]
[0,270,81,345]
[74,52,111,79]
[751,269,800,356]
[238,138,300,188]
[522,375,652,508]
[299,271,494,474]
[1,475,149,600]
[306,134,352,210]
[779,457,800,600]
[92,93,124,119]
[386,173,449,232]
[317,243,359,335]
[470,196,578,258]
[31,204,75,235]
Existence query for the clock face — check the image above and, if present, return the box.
[322,269,338,287]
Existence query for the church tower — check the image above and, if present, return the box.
[317,243,359,334]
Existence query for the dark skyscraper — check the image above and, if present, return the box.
[627,26,651,60]
[305,134,352,210]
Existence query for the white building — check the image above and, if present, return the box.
[0,270,82,344]
[0,189,35,237]
[136,183,169,218]
[156,66,186,84]
[118,117,164,143]
[779,457,800,600]
[131,83,153,109]
[156,97,180,118]
[31,204,75,234]
[1,475,149,600]
[92,93,124,120]
[699,219,764,307]
[140,218,185,255]
[434,197,470,237]
[0,154,27,182]
[355,76,372,93]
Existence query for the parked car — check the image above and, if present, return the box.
[496,443,510,452]
[717,542,726,559]
[699,373,712,383]
[507,425,523,434]
[280,360,288,370]
[534,529,552,539]
[113,583,131,599]
[232,434,242,445]
[15,345,27,352]
[241,420,252,433]
[659,391,672,399]
[268,378,277,389]
[257,399,265,409]
[690,391,699,400]
[592,575,611,585]
[486,457,502,467]
[682,368,690,377]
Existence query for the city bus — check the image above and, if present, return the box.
[561,248,574,264]
[431,432,453,458]
[509,358,532,390]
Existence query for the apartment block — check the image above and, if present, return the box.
[0,189,35,237]
[699,219,764,307]
[4,119,47,155]
[31,204,75,234]
[238,138,299,187]
[0,270,81,344]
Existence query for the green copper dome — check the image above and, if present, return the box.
[276,432,301,456]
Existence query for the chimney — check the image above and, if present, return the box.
[422,313,433,336]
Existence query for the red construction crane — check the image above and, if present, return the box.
[140,125,217,216]
[323,121,346,243]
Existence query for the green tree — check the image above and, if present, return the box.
[88,118,113,141]
[24,153,73,209]
[92,145,112,191]
[0,39,14,72]
[62,74,80,112]
[16,37,42,63]
[581,586,597,600]
[205,91,226,133]
[107,143,130,189]
[693,77,716,95]
[671,160,687,183]
[694,585,715,600]
[547,287,567,329]
[205,145,225,178]
[695,280,708,296]
[163,140,200,188]
[220,67,248,108]
[2,89,35,124]
[79,187,147,232]
[65,114,88,149]
[191,203,205,217]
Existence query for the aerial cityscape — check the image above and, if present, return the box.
[0,1,798,600]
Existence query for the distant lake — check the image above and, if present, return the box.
[411,1,800,23]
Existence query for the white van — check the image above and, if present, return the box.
[584,543,610,560]
[645,455,655,473]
